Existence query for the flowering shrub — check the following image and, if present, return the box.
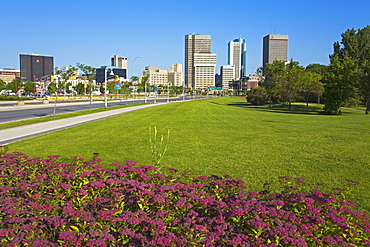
[0,146,370,246]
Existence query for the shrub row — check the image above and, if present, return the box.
[0,146,369,246]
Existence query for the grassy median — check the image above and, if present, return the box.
[6,97,370,209]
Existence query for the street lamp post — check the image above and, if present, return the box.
[167,82,171,102]
[144,79,147,103]
[131,56,143,79]
[104,68,114,108]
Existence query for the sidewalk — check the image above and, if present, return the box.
[0,102,169,146]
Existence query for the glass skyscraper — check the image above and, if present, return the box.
[228,38,247,80]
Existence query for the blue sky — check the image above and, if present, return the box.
[1,0,369,77]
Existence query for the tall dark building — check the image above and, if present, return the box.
[95,66,127,84]
[20,54,54,82]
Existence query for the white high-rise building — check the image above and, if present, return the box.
[111,55,128,70]
[220,65,235,90]
[193,52,217,89]
[185,34,216,89]
[228,38,247,80]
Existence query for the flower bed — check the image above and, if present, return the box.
[0,146,369,246]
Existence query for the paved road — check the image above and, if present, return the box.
[0,102,173,146]
[0,96,191,124]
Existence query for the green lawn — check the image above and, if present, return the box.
[6,97,370,209]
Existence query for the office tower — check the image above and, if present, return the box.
[228,38,247,79]
[185,34,216,89]
[220,65,235,90]
[193,53,217,89]
[111,55,128,70]
[20,54,54,82]
[262,34,288,67]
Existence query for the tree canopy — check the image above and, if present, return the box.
[324,25,370,114]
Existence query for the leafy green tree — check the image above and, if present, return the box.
[361,61,370,114]
[120,84,131,101]
[277,61,306,110]
[259,60,307,109]
[24,81,34,94]
[130,76,139,83]
[77,63,96,107]
[257,61,283,107]
[332,25,370,113]
[6,79,24,93]
[247,87,268,105]
[302,71,324,106]
[332,26,370,61]
[0,79,5,91]
[47,82,57,94]
[323,56,360,115]
[74,83,85,94]
[306,64,328,75]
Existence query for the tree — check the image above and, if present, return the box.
[24,81,34,94]
[257,60,285,107]
[301,71,324,107]
[0,79,6,91]
[323,56,360,115]
[247,87,268,105]
[77,63,96,107]
[306,64,328,75]
[74,83,85,94]
[6,79,24,94]
[332,25,370,113]
[361,61,370,114]
[332,26,370,62]
[130,76,139,83]
[259,60,306,110]
[47,82,57,93]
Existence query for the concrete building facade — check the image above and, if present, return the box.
[111,55,128,71]
[143,64,183,87]
[185,34,216,89]
[0,68,20,82]
[228,38,247,79]
[220,65,235,90]
[193,52,216,89]
[262,34,288,67]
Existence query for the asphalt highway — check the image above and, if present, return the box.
[0,96,192,124]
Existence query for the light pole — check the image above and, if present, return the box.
[131,56,143,80]
[104,67,114,108]
[167,81,171,102]
[144,79,147,103]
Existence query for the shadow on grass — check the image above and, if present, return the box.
[227,103,324,115]
[228,103,364,116]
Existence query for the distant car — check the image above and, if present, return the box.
[7,92,16,96]
[92,91,102,95]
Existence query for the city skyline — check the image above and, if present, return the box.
[1,0,369,76]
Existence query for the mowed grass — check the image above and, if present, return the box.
[6,97,370,209]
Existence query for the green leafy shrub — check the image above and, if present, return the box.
[246,87,268,105]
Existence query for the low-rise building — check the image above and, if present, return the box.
[143,64,183,87]
[0,68,20,82]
